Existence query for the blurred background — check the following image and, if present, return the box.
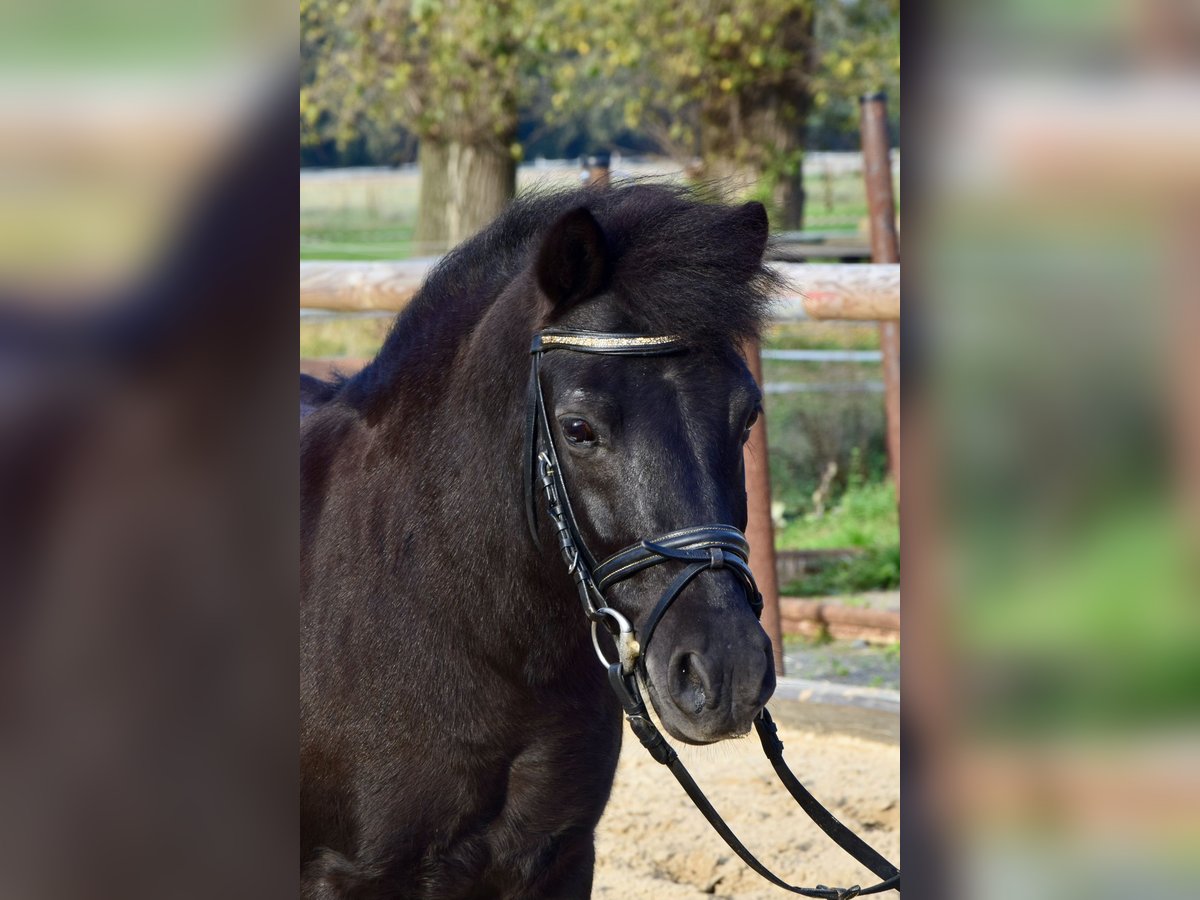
[0,0,1197,897]
[0,2,298,899]
[908,1,1200,897]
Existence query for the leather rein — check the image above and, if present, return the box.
[524,328,900,899]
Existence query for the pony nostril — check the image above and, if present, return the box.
[671,652,712,716]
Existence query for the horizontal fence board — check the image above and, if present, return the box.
[763,381,885,394]
[760,349,883,362]
[300,260,899,321]
[779,597,900,644]
[299,259,438,313]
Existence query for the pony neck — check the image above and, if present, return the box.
[401,285,594,672]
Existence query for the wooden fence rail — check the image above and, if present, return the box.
[299,260,899,322]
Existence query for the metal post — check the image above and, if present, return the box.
[859,92,901,505]
[743,338,785,675]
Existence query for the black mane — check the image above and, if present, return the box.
[336,183,778,411]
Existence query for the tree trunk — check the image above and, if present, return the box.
[776,150,807,231]
[695,5,814,229]
[443,140,516,246]
[416,139,516,253]
[415,140,450,255]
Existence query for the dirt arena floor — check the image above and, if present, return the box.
[593,721,899,899]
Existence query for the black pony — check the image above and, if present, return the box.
[301,185,778,899]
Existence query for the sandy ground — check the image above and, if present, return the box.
[593,722,899,899]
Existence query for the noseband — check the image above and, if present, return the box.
[524,327,900,898]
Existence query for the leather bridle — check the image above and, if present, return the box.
[525,327,900,899]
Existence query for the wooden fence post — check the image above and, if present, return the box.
[584,152,611,189]
[743,338,785,676]
[859,92,901,505]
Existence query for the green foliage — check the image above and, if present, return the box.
[302,0,900,186]
[760,324,890,507]
[540,0,819,219]
[811,0,900,140]
[782,546,899,597]
[775,477,898,551]
[303,0,538,153]
[765,384,889,520]
[776,475,899,598]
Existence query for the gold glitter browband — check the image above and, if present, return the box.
[531,332,684,354]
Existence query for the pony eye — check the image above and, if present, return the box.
[742,408,760,442]
[561,417,596,445]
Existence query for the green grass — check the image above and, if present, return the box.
[300,211,417,262]
[299,164,886,262]
[781,546,899,597]
[300,317,393,359]
[776,478,898,550]
[765,321,881,352]
[776,478,899,596]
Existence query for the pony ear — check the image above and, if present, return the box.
[731,200,770,263]
[535,207,610,310]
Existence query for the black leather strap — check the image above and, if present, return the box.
[593,524,751,590]
[523,353,544,544]
[638,561,708,652]
[756,709,901,888]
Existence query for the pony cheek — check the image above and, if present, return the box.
[555,462,624,549]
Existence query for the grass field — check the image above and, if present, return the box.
[300,160,892,261]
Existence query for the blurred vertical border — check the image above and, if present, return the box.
[0,1,299,897]
[903,0,1200,897]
